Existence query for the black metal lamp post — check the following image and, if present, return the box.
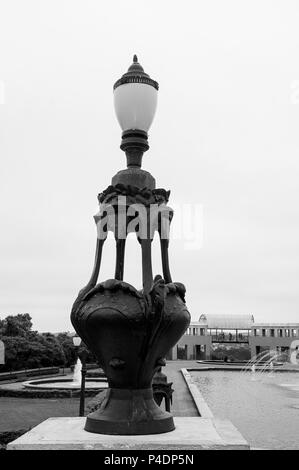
[78,349,87,417]
[72,335,87,417]
[71,56,191,435]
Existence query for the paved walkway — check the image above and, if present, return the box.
[164,361,199,417]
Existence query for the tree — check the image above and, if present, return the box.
[56,333,77,367]
[0,314,96,371]
[1,314,33,337]
[1,333,66,371]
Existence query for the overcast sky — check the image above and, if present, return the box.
[0,0,299,332]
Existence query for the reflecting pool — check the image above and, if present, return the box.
[192,370,299,449]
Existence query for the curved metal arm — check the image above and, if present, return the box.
[159,235,172,284]
[85,237,106,290]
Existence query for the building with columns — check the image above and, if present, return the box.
[167,314,299,360]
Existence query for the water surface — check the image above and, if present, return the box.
[192,370,299,449]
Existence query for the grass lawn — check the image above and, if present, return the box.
[0,396,80,432]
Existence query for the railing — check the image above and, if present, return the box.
[211,334,249,343]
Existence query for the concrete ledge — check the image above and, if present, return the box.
[7,417,249,450]
[181,368,214,418]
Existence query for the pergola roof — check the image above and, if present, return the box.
[198,314,254,330]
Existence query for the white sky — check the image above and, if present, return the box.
[0,0,299,331]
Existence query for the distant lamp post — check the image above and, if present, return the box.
[72,335,87,417]
[72,335,81,348]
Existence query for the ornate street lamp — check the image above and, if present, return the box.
[71,56,190,435]
[72,335,87,417]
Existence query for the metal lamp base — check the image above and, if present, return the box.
[84,387,175,435]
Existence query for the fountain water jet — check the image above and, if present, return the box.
[73,358,82,385]
[22,358,108,391]
[242,350,273,374]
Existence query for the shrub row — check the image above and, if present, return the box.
[0,367,60,382]
[0,388,100,399]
